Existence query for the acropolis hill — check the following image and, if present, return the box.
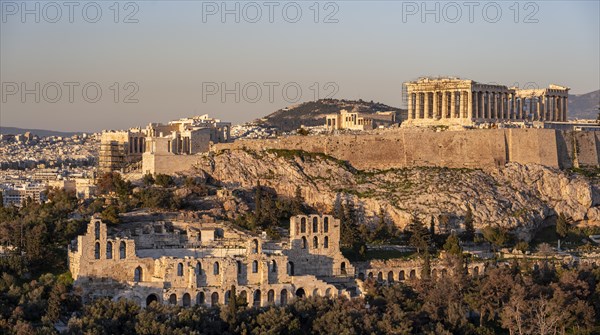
[213,128,600,171]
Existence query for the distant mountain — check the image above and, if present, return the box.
[257,99,404,132]
[0,127,84,138]
[569,90,600,120]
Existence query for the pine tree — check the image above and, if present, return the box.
[556,213,569,239]
[254,180,262,220]
[429,216,435,238]
[463,205,475,242]
[443,233,463,258]
[292,186,304,215]
[407,214,430,254]
[421,250,431,280]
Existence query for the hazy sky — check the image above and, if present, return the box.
[1,0,599,132]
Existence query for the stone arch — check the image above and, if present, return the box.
[253,290,261,307]
[177,262,184,276]
[441,269,448,278]
[169,293,177,305]
[295,288,305,298]
[196,261,202,275]
[358,272,365,280]
[312,217,318,233]
[106,241,113,259]
[94,242,100,259]
[239,290,247,304]
[94,221,100,240]
[377,272,383,282]
[324,217,329,232]
[341,262,347,275]
[197,292,205,305]
[301,236,307,249]
[399,270,405,280]
[252,239,259,253]
[271,259,277,273]
[287,261,295,276]
[473,266,479,276]
[300,218,306,233]
[387,271,394,283]
[119,241,126,259]
[368,272,373,279]
[267,289,275,305]
[325,288,332,297]
[252,260,258,273]
[182,293,191,307]
[409,269,416,279]
[134,266,142,282]
[214,262,220,275]
[312,288,319,297]
[280,289,288,305]
[211,292,219,306]
[324,236,329,248]
[146,294,159,307]
[313,236,318,249]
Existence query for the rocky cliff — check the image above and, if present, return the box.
[194,149,600,240]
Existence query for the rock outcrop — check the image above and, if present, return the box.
[194,149,600,240]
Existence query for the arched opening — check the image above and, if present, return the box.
[280,289,288,305]
[377,272,383,282]
[252,260,258,273]
[177,263,184,276]
[312,288,319,297]
[182,293,191,307]
[324,236,329,248]
[441,269,448,278]
[300,218,306,233]
[324,217,329,232]
[313,236,318,249]
[197,292,205,305]
[146,294,158,307]
[94,222,100,240]
[211,292,219,306]
[267,289,275,305]
[213,262,220,275]
[341,262,347,275]
[409,269,416,279]
[252,239,258,253]
[169,294,177,305]
[196,261,202,275]
[325,288,332,297]
[473,266,479,276]
[358,272,365,280]
[239,291,247,304]
[368,272,373,279]
[387,271,394,283]
[134,266,142,282]
[399,270,405,281]
[225,290,231,305]
[287,261,295,276]
[301,237,307,249]
[312,217,318,233]
[236,260,242,275]
[253,290,261,307]
[119,241,126,259]
[106,241,113,259]
[94,242,100,259]
[271,260,277,273]
[295,288,305,298]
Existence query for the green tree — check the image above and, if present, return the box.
[443,233,463,257]
[0,191,3,208]
[142,173,155,186]
[154,174,173,188]
[292,185,304,215]
[463,205,475,242]
[421,250,431,280]
[482,226,508,251]
[101,205,120,225]
[406,214,430,254]
[556,212,569,239]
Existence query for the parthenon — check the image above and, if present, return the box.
[403,77,570,127]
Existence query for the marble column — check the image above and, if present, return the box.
[407,93,414,119]
[432,91,439,119]
[563,96,568,121]
[415,93,422,118]
[500,93,505,119]
[424,92,430,119]
[450,91,456,119]
[518,97,523,119]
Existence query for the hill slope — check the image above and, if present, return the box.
[257,99,404,132]
[0,126,84,138]
[569,90,600,120]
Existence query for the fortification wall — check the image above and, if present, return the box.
[213,129,600,171]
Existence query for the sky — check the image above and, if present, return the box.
[1,0,599,132]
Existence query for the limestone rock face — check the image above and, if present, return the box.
[195,150,600,240]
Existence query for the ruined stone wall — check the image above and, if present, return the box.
[214,129,600,170]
